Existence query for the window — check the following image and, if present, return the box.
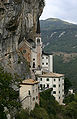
[33,90,34,93]
[46,63,48,65]
[59,91,60,93]
[44,84,45,88]
[59,84,60,87]
[42,57,44,59]
[40,84,42,89]
[28,90,30,95]
[33,62,35,68]
[53,91,56,94]
[42,63,44,65]
[47,84,49,88]
[36,77,38,81]
[46,78,49,81]
[40,78,42,81]
[59,78,60,81]
[46,57,48,59]
[37,38,40,43]
[54,79,56,81]
[59,97,60,99]
[53,84,56,87]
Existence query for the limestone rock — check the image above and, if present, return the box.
[0,0,44,79]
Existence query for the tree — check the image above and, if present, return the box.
[64,78,72,95]
[0,67,21,118]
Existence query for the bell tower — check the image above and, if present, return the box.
[36,17,42,69]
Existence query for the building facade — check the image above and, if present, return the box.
[19,79,39,111]
[42,52,53,72]
[36,72,64,104]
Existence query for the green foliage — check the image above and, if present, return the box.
[64,78,72,95]
[31,105,49,119]
[54,54,77,90]
[0,67,21,118]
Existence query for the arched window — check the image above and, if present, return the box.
[37,38,40,43]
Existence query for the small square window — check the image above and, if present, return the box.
[46,63,48,65]
[42,63,44,65]
[42,57,44,59]
[53,84,56,87]
[33,58,35,61]
[46,78,49,81]
[53,91,56,94]
[46,57,48,59]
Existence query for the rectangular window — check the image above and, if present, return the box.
[59,84,60,87]
[47,84,49,88]
[28,90,30,95]
[46,63,48,65]
[42,63,44,65]
[53,84,56,87]
[46,78,49,81]
[54,79,56,81]
[53,91,56,94]
[59,78,60,81]
[40,78,42,81]
[36,77,38,81]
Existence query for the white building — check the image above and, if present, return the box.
[19,79,39,111]
[42,52,53,73]
[36,72,64,104]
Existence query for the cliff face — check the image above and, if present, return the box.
[0,0,44,79]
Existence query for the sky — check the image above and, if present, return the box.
[40,0,77,24]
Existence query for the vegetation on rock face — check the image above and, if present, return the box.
[0,67,21,118]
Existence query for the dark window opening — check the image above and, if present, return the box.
[59,78,60,81]
[33,62,35,68]
[28,90,30,95]
[47,84,49,88]
[40,78,42,81]
[53,91,56,94]
[37,38,40,43]
[54,79,56,81]
[53,85,56,87]
[46,78,49,81]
